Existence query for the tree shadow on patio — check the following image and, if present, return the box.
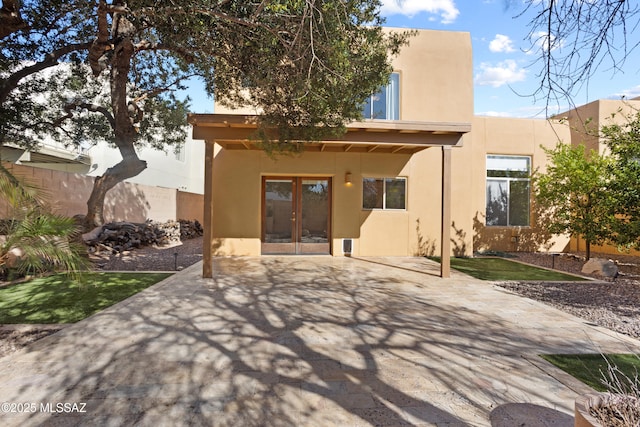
[0,256,593,426]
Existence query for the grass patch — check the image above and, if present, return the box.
[541,354,640,392]
[0,272,172,324]
[430,256,587,281]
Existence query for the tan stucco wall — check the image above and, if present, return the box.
[470,116,572,253]
[213,29,473,123]
[208,143,477,257]
[568,238,640,257]
[563,98,640,155]
[562,100,601,154]
[392,29,473,123]
[210,115,578,257]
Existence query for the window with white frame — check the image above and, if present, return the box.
[174,143,186,162]
[362,73,399,120]
[486,155,531,226]
[363,177,406,210]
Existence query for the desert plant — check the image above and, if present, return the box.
[0,164,88,281]
[591,357,640,426]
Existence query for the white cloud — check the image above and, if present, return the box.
[476,105,550,119]
[380,0,459,24]
[475,60,527,88]
[477,110,514,118]
[611,85,640,100]
[489,34,515,53]
[525,30,563,55]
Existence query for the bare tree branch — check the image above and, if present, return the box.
[519,0,640,112]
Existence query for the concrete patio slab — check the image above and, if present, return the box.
[0,256,638,426]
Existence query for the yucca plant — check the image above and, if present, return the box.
[0,164,89,282]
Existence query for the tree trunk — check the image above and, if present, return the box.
[585,239,591,260]
[85,154,147,228]
[85,9,145,228]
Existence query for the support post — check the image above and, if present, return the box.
[202,141,214,278]
[440,146,452,278]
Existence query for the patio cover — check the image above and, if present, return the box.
[188,113,471,278]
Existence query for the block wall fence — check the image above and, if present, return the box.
[0,162,204,224]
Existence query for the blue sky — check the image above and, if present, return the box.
[186,0,640,118]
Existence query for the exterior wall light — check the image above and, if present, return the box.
[345,172,353,186]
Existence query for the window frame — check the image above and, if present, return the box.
[362,177,407,211]
[174,143,186,162]
[485,155,531,227]
[362,72,400,120]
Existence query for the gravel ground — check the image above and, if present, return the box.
[0,325,66,359]
[499,252,640,340]
[89,236,204,271]
[2,243,639,359]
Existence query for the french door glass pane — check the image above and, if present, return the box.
[264,180,293,243]
[300,180,329,244]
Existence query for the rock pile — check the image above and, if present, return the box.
[177,219,203,240]
[83,219,203,253]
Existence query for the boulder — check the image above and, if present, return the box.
[581,258,619,278]
[5,247,25,268]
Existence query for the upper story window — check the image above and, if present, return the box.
[363,177,406,210]
[486,155,531,226]
[362,72,399,120]
[174,143,185,162]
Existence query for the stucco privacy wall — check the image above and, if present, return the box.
[470,116,571,253]
[0,162,203,223]
[563,98,640,155]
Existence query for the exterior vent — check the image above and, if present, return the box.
[342,239,353,257]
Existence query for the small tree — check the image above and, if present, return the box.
[534,143,614,259]
[601,111,640,250]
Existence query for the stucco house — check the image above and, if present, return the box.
[560,97,640,256]
[188,28,579,278]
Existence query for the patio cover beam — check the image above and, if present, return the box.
[189,114,470,149]
[202,141,215,278]
[441,146,452,278]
